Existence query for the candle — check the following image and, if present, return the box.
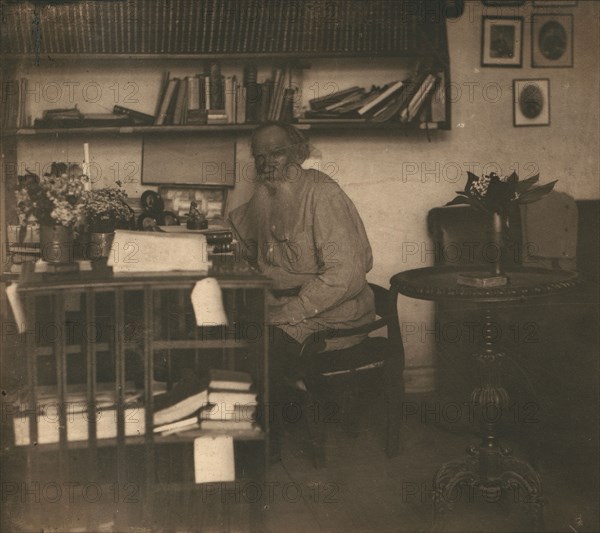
[83,142,91,191]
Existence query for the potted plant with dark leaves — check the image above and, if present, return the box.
[448,172,557,285]
[16,163,87,264]
[83,183,133,259]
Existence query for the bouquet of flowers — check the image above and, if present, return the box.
[448,171,558,217]
[83,186,133,233]
[16,163,87,228]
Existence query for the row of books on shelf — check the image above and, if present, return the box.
[12,369,258,446]
[8,67,445,129]
[153,63,294,126]
[3,0,423,56]
[302,70,446,124]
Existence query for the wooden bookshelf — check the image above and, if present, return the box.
[12,122,441,137]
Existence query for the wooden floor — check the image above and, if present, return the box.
[2,391,598,533]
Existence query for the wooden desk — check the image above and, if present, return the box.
[13,258,271,530]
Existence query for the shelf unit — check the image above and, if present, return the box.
[12,261,271,529]
[1,0,452,132]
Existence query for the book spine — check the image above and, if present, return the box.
[189,0,199,53]
[225,76,234,124]
[244,65,258,124]
[154,71,170,122]
[187,77,200,112]
[153,1,160,53]
[204,231,233,244]
[214,0,226,53]
[253,2,265,53]
[221,0,231,53]
[200,0,210,53]
[120,0,127,53]
[208,0,218,53]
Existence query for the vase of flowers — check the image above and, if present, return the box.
[16,163,87,264]
[448,171,557,284]
[82,185,133,259]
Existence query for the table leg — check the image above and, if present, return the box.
[433,307,545,531]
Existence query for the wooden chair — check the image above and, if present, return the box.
[298,283,405,468]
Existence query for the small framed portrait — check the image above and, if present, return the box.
[481,17,524,67]
[533,1,577,7]
[532,14,573,67]
[513,79,550,127]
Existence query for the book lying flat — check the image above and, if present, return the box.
[209,369,253,391]
[200,403,256,422]
[200,420,257,431]
[208,390,257,409]
[456,272,508,288]
[154,415,199,434]
[153,374,209,426]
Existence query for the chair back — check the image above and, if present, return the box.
[520,191,578,270]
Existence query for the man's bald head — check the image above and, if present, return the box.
[250,123,310,166]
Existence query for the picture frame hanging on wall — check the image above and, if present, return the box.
[513,79,550,127]
[481,16,524,67]
[532,13,574,67]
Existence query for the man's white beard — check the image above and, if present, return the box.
[254,176,299,237]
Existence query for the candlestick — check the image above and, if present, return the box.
[83,142,91,191]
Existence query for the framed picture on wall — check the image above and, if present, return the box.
[513,79,550,127]
[481,17,523,67]
[533,1,577,7]
[532,14,574,67]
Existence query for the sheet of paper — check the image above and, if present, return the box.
[194,435,235,484]
[191,278,228,326]
[108,230,209,273]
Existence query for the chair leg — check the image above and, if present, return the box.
[303,389,326,469]
[341,388,361,438]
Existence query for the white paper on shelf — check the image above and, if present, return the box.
[191,278,228,326]
[193,435,235,484]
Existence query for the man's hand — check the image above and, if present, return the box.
[266,293,291,325]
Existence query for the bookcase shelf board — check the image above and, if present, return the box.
[4,51,442,61]
[11,122,446,137]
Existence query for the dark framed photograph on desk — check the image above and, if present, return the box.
[532,13,574,67]
[513,79,551,127]
[481,17,524,67]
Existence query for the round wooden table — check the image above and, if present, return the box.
[390,266,582,532]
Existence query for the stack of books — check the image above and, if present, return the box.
[33,107,132,128]
[201,369,257,431]
[299,71,445,125]
[153,369,258,436]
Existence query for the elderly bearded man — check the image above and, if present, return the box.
[229,123,376,450]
